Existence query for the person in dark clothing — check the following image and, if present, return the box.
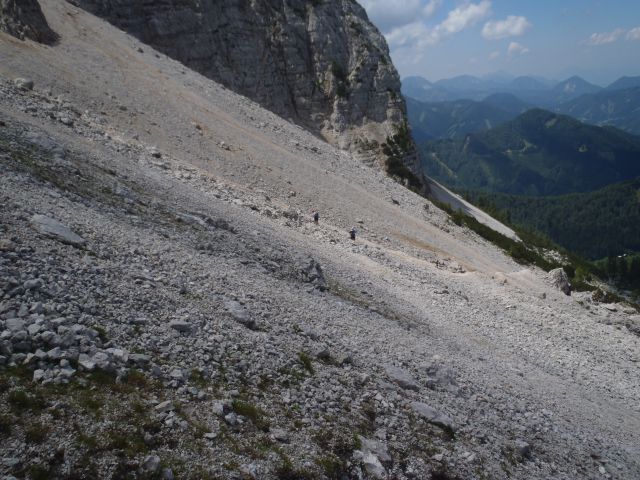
[313,211,319,224]
[350,227,357,240]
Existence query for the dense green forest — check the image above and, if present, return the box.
[461,178,640,260]
[420,109,640,196]
[595,254,640,291]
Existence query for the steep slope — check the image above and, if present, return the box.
[420,109,640,195]
[65,0,419,174]
[1,2,640,480]
[557,86,640,135]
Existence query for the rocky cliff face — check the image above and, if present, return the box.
[66,0,423,178]
[0,0,58,44]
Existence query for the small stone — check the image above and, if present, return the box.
[410,402,456,432]
[155,400,174,413]
[360,452,386,479]
[23,279,43,291]
[162,468,175,480]
[5,318,25,332]
[212,401,225,416]
[0,239,16,251]
[33,369,46,382]
[385,365,420,391]
[225,300,258,330]
[141,455,161,473]
[270,428,290,443]
[169,320,192,333]
[515,440,532,460]
[47,347,62,360]
[78,353,96,371]
[14,78,34,90]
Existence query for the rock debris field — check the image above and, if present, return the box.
[1,2,640,479]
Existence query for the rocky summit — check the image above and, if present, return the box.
[1,1,640,480]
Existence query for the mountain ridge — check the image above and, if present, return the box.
[419,108,640,196]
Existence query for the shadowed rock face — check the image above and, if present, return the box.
[0,0,58,44]
[65,0,422,175]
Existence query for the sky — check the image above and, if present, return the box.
[359,0,640,85]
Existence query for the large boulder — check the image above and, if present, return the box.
[30,215,86,247]
[298,258,327,291]
[410,401,456,433]
[548,268,571,296]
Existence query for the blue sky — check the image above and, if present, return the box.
[359,0,640,85]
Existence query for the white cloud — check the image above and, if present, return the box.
[507,41,529,56]
[585,28,625,46]
[359,0,441,33]
[627,27,640,41]
[437,0,491,35]
[482,15,531,40]
[489,50,500,60]
[383,1,491,50]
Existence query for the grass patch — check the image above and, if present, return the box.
[106,428,148,456]
[190,369,209,388]
[274,451,317,480]
[27,464,52,480]
[77,431,100,449]
[24,422,49,443]
[232,400,269,431]
[298,352,315,374]
[93,325,108,342]
[0,415,13,436]
[316,454,349,479]
[75,389,104,417]
[7,389,47,414]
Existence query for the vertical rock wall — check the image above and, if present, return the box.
[0,0,58,44]
[65,0,424,180]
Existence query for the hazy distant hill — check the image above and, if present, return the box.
[401,76,456,102]
[549,76,602,104]
[402,74,603,107]
[406,97,517,142]
[605,76,640,91]
[463,179,640,259]
[481,93,531,114]
[558,87,640,135]
[419,109,640,196]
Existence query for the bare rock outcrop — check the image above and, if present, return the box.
[0,0,58,44]
[66,0,423,179]
[548,267,572,296]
